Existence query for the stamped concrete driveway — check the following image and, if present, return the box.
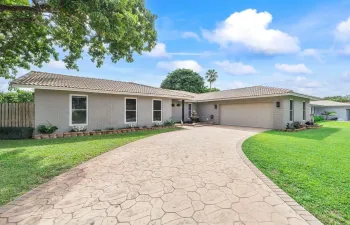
[0,126,319,225]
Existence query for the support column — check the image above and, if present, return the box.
[182,100,185,122]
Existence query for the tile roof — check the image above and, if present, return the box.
[12,71,311,101]
[310,100,350,107]
[194,86,293,101]
[11,71,195,99]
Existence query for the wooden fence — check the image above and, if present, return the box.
[0,103,35,127]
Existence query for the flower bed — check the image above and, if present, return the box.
[280,124,322,132]
[32,126,174,140]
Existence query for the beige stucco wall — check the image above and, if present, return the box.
[281,96,311,127]
[35,89,172,132]
[171,100,196,122]
[196,96,311,129]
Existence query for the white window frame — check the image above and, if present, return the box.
[289,99,294,122]
[152,99,163,122]
[303,101,306,121]
[125,97,137,124]
[69,94,88,126]
[188,103,192,119]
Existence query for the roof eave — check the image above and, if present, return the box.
[11,84,194,100]
[193,92,321,102]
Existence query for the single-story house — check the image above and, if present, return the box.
[11,71,319,132]
[311,100,350,121]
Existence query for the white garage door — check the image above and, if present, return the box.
[220,103,274,128]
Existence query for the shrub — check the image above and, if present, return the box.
[37,122,58,134]
[293,122,302,129]
[164,119,176,126]
[105,127,114,130]
[0,127,34,139]
[286,123,294,129]
[71,125,87,132]
[314,116,324,122]
[305,121,314,125]
[330,117,338,121]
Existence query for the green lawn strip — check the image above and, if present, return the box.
[0,127,181,206]
[243,121,350,225]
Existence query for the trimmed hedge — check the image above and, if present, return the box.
[0,127,34,140]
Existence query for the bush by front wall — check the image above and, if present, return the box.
[0,127,34,140]
[314,116,324,122]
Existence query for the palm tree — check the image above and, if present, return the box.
[205,69,218,89]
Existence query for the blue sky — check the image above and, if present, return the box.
[2,0,350,97]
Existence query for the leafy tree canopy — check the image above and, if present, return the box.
[0,90,34,103]
[0,0,157,79]
[160,69,220,93]
[324,95,350,103]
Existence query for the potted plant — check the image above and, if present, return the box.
[171,103,175,107]
[176,103,181,107]
[37,122,58,139]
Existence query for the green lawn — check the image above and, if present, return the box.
[0,127,180,206]
[243,121,350,225]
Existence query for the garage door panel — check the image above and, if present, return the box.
[220,103,273,128]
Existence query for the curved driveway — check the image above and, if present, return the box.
[0,126,319,225]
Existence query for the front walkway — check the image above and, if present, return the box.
[0,126,321,225]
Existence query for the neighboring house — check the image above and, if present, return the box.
[311,100,350,121]
[11,71,319,132]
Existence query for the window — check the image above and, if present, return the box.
[125,98,137,123]
[289,99,294,121]
[153,99,162,122]
[188,103,192,118]
[303,101,306,120]
[70,95,88,125]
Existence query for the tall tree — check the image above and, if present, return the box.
[205,69,218,88]
[160,69,206,93]
[0,0,157,79]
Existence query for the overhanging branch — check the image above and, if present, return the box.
[0,4,53,13]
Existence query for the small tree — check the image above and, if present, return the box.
[205,69,218,89]
[321,111,336,120]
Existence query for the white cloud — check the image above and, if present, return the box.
[215,60,257,75]
[275,63,312,74]
[202,9,300,54]
[181,32,200,41]
[338,44,350,55]
[299,49,323,61]
[144,43,170,58]
[341,72,350,82]
[47,60,66,69]
[156,60,203,73]
[335,17,350,42]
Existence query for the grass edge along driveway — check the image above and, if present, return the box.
[242,121,350,225]
[0,127,181,206]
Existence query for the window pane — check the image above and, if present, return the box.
[153,111,162,121]
[303,112,306,120]
[303,102,306,110]
[72,110,87,124]
[188,104,192,110]
[72,96,86,109]
[153,100,162,110]
[290,100,293,110]
[126,111,136,122]
[290,111,293,121]
[126,99,136,110]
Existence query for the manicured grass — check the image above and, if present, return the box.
[0,127,180,206]
[243,121,350,225]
